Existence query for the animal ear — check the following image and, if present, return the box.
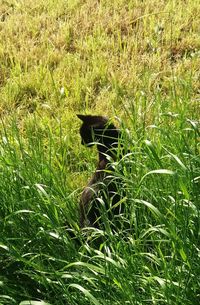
[77,114,108,126]
[77,114,87,122]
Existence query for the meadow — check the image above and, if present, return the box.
[0,0,200,304]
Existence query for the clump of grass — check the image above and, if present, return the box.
[1,111,199,304]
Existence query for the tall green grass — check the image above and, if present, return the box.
[0,0,200,304]
[0,103,199,304]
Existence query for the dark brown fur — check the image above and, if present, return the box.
[77,115,122,228]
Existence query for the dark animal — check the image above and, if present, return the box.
[77,114,124,228]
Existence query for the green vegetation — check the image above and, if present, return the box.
[0,0,199,304]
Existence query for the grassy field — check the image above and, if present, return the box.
[0,0,200,304]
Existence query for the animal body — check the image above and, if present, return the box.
[77,114,123,228]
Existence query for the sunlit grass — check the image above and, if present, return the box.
[1,111,199,304]
[0,0,200,304]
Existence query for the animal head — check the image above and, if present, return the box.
[77,114,120,150]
